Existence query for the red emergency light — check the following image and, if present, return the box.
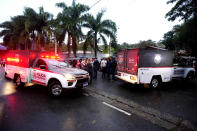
[41,55,60,60]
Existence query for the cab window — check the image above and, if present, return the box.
[36,59,48,70]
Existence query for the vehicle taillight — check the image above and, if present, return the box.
[130,76,137,81]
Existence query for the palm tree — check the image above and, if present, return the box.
[0,20,15,49]
[83,10,117,58]
[24,7,53,51]
[0,15,27,49]
[1,7,53,51]
[56,0,89,57]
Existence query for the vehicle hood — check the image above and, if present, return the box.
[50,67,88,76]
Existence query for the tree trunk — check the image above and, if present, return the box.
[94,32,97,58]
[72,36,77,57]
[67,33,71,57]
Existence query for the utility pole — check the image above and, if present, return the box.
[55,42,57,55]
[52,37,57,55]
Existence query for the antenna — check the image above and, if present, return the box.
[90,0,102,9]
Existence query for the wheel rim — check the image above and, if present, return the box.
[51,84,62,96]
[152,79,158,88]
[188,74,193,80]
[16,76,21,86]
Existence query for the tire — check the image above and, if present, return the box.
[5,72,9,79]
[150,77,161,88]
[76,86,83,93]
[14,75,24,87]
[186,72,195,81]
[48,81,63,97]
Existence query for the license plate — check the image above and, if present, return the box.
[83,82,88,87]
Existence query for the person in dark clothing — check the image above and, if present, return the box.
[85,59,93,84]
[93,58,100,80]
[106,58,112,79]
[72,60,77,68]
[111,57,117,80]
[69,60,72,66]
[79,59,82,69]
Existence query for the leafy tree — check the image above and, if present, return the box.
[0,15,26,49]
[56,1,89,57]
[164,0,197,56]
[0,7,53,50]
[165,0,197,21]
[24,7,53,50]
[83,10,117,58]
[0,20,15,49]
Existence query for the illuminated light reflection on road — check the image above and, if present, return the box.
[25,83,35,87]
[64,117,75,130]
[2,82,16,95]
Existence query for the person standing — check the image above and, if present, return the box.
[72,59,77,68]
[77,59,82,69]
[93,58,100,80]
[100,58,107,78]
[106,58,112,79]
[85,59,93,84]
[111,57,117,80]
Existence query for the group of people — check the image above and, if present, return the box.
[68,57,117,83]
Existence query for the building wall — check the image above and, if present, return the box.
[61,50,106,61]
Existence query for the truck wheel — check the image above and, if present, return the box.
[186,72,195,81]
[5,72,8,79]
[14,75,24,87]
[150,77,161,88]
[49,81,62,97]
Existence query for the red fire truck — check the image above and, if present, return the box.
[116,47,174,88]
[4,50,89,96]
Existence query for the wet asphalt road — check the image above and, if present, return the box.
[90,72,197,127]
[0,67,165,131]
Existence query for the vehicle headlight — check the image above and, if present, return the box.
[64,74,75,80]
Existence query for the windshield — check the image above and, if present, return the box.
[47,59,71,69]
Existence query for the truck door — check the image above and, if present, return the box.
[173,59,185,78]
[117,50,127,73]
[173,67,184,78]
[126,49,138,75]
[32,59,48,85]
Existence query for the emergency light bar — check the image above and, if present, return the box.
[41,55,60,60]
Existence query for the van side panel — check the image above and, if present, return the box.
[139,49,173,68]
[138,67,173,84]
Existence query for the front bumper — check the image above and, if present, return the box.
[62,74,89,88]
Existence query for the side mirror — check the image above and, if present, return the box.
[40,65,47,70]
